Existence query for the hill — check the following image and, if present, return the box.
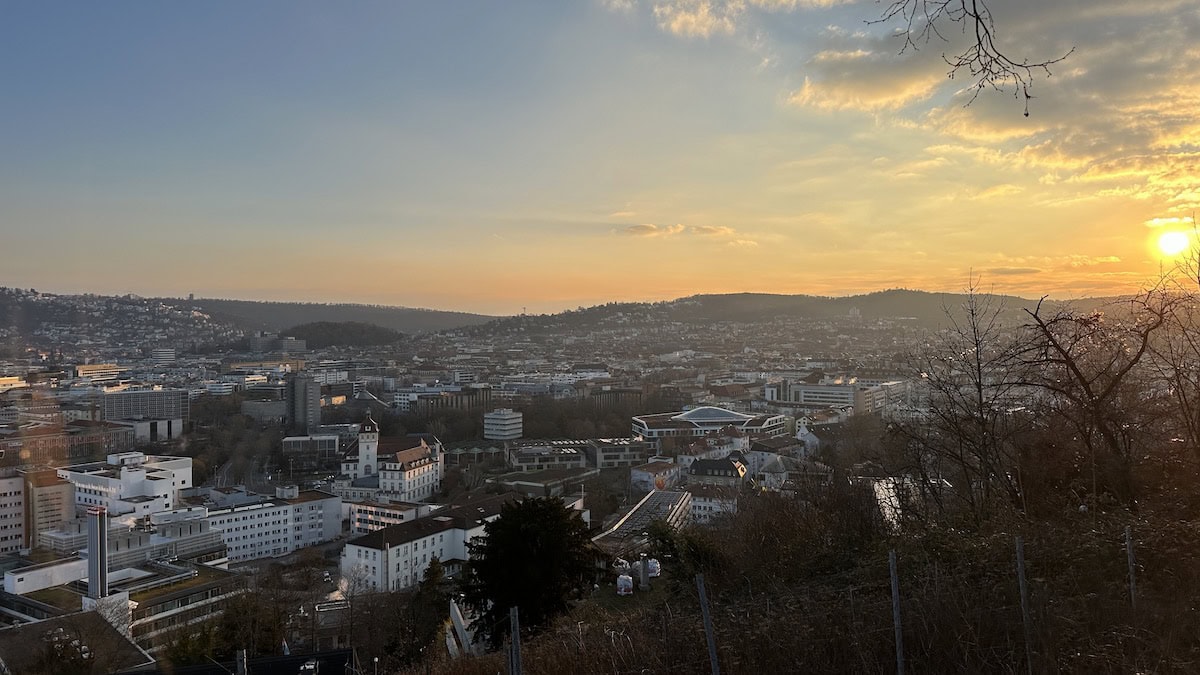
[161,298,497,334]
[281,321,401,349]
[465,289,1056,335]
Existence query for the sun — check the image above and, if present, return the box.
[1158,230,1190,256]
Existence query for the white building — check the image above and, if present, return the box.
[57,452,192,517]
[483,408,523,441]
[631,406,786,449]
[346,500,438,535]
[340,495,516,592]
[338,415,444,503]
[684,484,738,524]
[379,441,443,502]
[204,486,341,561]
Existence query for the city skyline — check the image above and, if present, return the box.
[3,1,1197,314]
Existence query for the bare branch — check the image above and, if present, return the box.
[873,0,1074,114]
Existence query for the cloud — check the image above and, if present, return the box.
[620,223,744,239]
[691,225,736,236]
[788,32,952,111]
[983,267,1042,276]
[973,184,1023,200]
[728,239,760,247]
[609,210,637,218]
[652,0,737,38]
[622,223,687,237]
[1145,216,1194,228]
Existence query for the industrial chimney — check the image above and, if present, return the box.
[86,505,108,599]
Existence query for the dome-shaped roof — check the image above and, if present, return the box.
[670,406,753,423]
[361,412,379,434]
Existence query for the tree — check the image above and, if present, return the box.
[892,282,1027,522]
[877,0,1073,114]
[1017,289,1175,506]
[461,497,597,647]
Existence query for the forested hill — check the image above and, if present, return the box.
[163,298,496,334]
[466,289,1061,333]
[281,321,401,349]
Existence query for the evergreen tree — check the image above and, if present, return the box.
[461,497,596,647]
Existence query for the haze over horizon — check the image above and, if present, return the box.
[4,1,1197,315]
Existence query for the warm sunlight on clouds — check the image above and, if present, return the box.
[4,1,1199,313]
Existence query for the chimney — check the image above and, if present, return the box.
[86,506,108,599]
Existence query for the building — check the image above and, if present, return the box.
[0,420,137,466]
[116,418,184,443]
[72,363,122,382]
[591,489,692,555]
[583,438,652,469]
[57,452,193,517]
[150,348,176,365]
[630,460,684,492]
[202,486,341,562]
[483,408,523,441]
[346,500,437,535]
[102,389,190,424]
[764,378,910,416]
[38,510,227,568]
[22,468,75,549]
[687,458,747,488]
[631,406,787,449]
[506,440,588,472]
[283,434,341,471]
[287,374,321,435]
[378,440,443,503]
[338,416,444,503]
[0,472,24,553]
[685,484,738,524]
[339,494,518,592]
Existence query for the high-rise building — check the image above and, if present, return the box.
[483,408,522,441]
[286,374,321,434]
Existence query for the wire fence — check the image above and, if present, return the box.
[443,526,1200,675]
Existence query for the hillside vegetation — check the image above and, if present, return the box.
[167,298,496,334]
[281,321,401,349]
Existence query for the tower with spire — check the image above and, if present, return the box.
[358,412,379,477]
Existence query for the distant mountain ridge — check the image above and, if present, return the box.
[160,298,497,334]
[466,289,1058,332]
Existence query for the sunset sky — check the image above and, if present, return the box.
[3,1,1198,314]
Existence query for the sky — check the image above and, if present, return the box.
[2,1,1198,315]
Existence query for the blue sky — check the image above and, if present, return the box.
[3,1,1198,313]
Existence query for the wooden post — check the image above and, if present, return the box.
[889,550,904,675]
[696,574,721,675]
[1015,536,1034,675]
[509,606,522,675]
[1125,526,1137,614]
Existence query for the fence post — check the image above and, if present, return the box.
[509,606,522,675]
[1125,526,1137,614]
[696,574,721,675]
[889,550,905,675]
[1015,536,1034,675]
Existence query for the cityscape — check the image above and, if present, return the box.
[3,1,1199,674]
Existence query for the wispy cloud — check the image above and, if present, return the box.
[622,223,687,237]
[691,225,736,236]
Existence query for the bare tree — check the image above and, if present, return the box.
[876,0,1074,114]
[1018,288,1175,505]
[893,280,1027,522]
